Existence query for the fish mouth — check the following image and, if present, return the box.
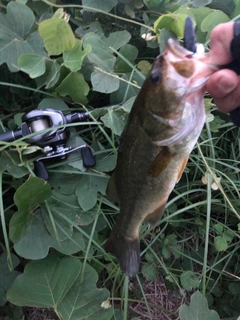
[165,38,218,89]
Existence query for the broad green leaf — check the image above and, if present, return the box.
[7,256,113,320]
[154,13,188,38]
[56,72,89,104]
[83,33,116,71]
[7,255,81,308]
[91,69,119,93]
[35,60,60,89]
[103,31,131,50]
[57,263,113,320]
[0,2,38,71]
[180,271,200,291]
[14,207,86,259]
[94,153,117,172]
[13,211,52,259]
[82,0,117,12]
[76,175,108,211]
[214,236,228,251]
[0,151,28,178]
[18,54,46,78]
[114,44,138,73]
[208,0,235,16]
[201,11,230,37]
[39,15,76,56]
[101,109,128,136]
[179,290,220,320]
[9,177,52,242]
[63,40,92,72]
[38,98,69,111]
[142,262,158,281]
[50,189,96,226]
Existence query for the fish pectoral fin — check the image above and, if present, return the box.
[144,197,168,226]
[148,146,176,178]
[105,227,140,278]
[176,155,189,183]
[106,170,119,205]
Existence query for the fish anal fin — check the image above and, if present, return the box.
[148,146,176,178]
[105,227,140,278]
[106,170,119,205]
[176,155,189,183]
[144,198,167,226]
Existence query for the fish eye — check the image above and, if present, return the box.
[150,70,162,85]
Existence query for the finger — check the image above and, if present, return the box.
[206,69,239,98]
[208,22,234,65]
[210,80,240,113]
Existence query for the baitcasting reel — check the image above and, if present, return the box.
[0,109,96,180]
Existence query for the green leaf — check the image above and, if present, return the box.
[35,60,60,89]
[38,98,69,111]
[191,0,212,6]
[39,14,76,56]
[0,151,28,178]
[154,13,188,38]
[7,256,113,320]
[76,175,108,211]
[114,44,138,73]
[14,209,86,259]
[9,177,52,242]
[91,69,119,93]
[7,255,81,308]
[0,253,20,307]
[214,223,223,234]
[63,40,92,72]
[56,72,89,104]
[100,109,128,136]
[0,2,37,71]
[82,0,117,12]
[13,211,52,259]
[83,33,116,71]
[214,235,228,252]
[103,31,131,50]
[94,154,117,172]
[142,262,158,281]
[18,54,46,78]
[57,263,113,320]
[201,11,230,37]
[209,116,226,132]
[179,290,220,320]
[180,271,200,291]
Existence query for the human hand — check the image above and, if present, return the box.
[206,22,240,113]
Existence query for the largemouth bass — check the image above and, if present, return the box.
[105,38,217,278]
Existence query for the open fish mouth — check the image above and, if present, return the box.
[164,38,218,90]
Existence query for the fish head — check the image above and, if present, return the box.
[143,38,218,119]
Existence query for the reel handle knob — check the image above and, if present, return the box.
[81,146,96,168]
[34,161,49,180]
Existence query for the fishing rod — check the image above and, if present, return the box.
[0,108,96,180]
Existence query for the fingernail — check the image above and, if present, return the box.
[230,21,240,60]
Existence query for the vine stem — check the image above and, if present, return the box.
[0,172,13,270]
[41,0,154,32]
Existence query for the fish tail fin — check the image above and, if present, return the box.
[105,228,140,278]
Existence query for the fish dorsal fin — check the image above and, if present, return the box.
[148,146,176,178]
